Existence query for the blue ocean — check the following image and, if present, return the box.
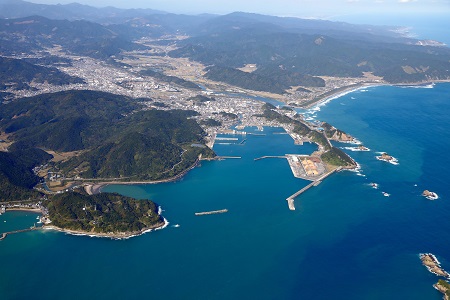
[1,83,449,299]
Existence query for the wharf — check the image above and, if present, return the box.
[195,209,228,216]
[0,226,39,241]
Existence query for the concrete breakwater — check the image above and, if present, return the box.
[285,168,340,210]
[254,156,286,161]
[195,209,228,216]
[0,226,40,241]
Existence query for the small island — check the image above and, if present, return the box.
[376,152,399,165]
[434,280,450,300]
[342,145,370,151]
[423,190,439,200]
[420,253,450,299]
[420,253,450,278]
[43,191,166,239]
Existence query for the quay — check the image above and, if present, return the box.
[254,155,286,161]
[0,226,40,241]
[195,209,228,216]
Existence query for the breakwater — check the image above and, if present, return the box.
[285,168,340,210]
[254,156,286,161]
[195,209,228,216]
[0,226,39,241]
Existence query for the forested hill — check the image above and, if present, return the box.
[169,18,450,85]
[47,192,164,234]
[0,147,51,202]
[0,16,147,59]
[0,56,85,91]
[0,90,214,181]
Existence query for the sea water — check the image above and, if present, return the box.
[1,83,449,299]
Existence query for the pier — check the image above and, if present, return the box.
[254,156,286,161]
[195,209,228,216]
[0,226,39,241]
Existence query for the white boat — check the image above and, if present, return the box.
[382,192,390,197]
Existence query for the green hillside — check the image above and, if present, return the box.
[0,90,214,180]
[0,57,85,91]
[47,192,164,234]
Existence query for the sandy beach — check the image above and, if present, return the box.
[302,79,450,109]
[5,207,42,213]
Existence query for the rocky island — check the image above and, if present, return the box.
[376,152,399,165]
[434,280,450,300]
[422,190,439,200]
[420,253,450,299]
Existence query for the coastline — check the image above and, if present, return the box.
[302,79,450,109]
[85,158,201,195]
[303,82,382,109]
[42,218,169,240]
[5,207,42,213]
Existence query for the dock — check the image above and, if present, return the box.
[0,226,39,241]
[195,209,228,216]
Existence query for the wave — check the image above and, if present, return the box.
[341,146,371,152]
[399,83,435,89]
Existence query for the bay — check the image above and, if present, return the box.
[1,83,449,299]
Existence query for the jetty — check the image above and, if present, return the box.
[0,226,39,241]
[195,209,228,216]
[254,155,286,161]
[215,137,239,141]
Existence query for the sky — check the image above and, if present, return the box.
[27,0,450,18]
